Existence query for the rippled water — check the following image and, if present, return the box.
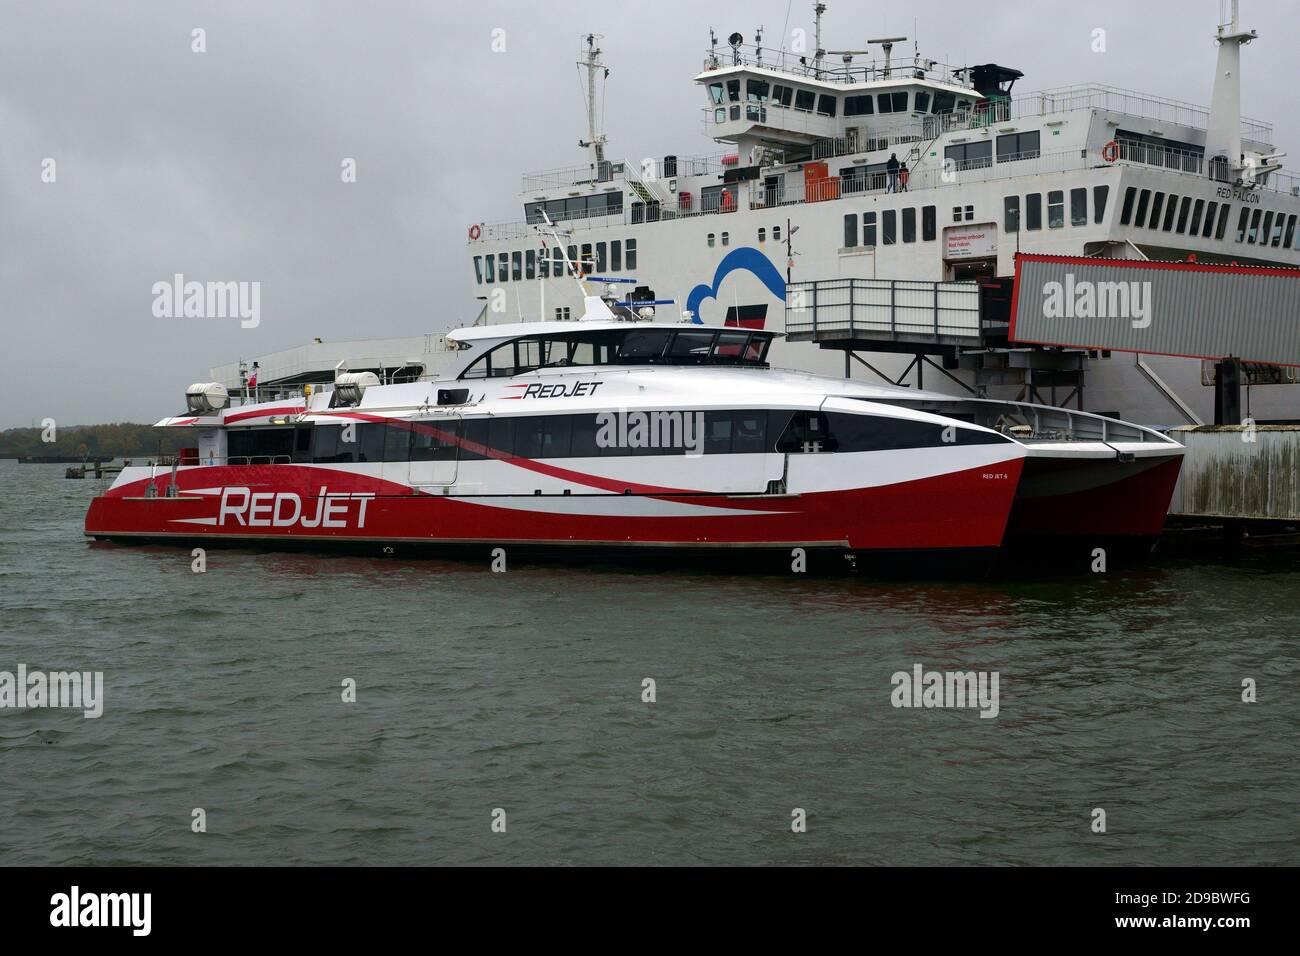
[0,459,1296,865]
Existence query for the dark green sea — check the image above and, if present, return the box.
[1,459,1296,866]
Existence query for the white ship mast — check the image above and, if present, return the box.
[578,34,608,173]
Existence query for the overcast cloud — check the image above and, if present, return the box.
[2,0,1296,426]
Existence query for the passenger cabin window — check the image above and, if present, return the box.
[882,209,897,245]
[1004,196,1020,232]
[844,214,858,248]
[996,131,1040,163]
[902,207,917,243]
[1070,188,1087,227]
[1026,194,1042,231]
[863,212,877,246]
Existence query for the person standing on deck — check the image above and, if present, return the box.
[886,153,900,193]
[899,162,910,192]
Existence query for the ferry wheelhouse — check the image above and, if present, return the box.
[86,293,1183,571]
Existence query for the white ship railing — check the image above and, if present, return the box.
[483,148,1300,244]
[521,152,732,193]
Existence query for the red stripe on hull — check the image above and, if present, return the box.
[1006,456,1182,538]
[85,459,1025,551]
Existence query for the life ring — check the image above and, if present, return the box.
[1102,140,1120,163]
[468,223,482,241]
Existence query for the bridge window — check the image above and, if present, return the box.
[525,249,536,279]
[844,214,859,247]
[1162,195,1179,232]
[794,89,815,112]
[845,94,874,116]
[772,84,795,107]
[747,79,769,102]
[876,91,909,114]
[497,252,509,283]
[1071,188,1087,227]
[882,210,897,245]
[1201,202,1218,239]
[1046,191,1064,229]
[1134,190,1152,228]
[726,79,740,102]
[1026,194,1042,231]
[902,207,917,243]
[483,255,495,283]
[1004,196,1020,232]
[931,90,956,114]
[1247,208,1262,243]
[1119,187,1137,226]
[864,212,878,246]
[914,91,931,113]
[626,238,637,269]
[816,94,837,117]
[708,83,725,105]
[1094,186,1110,224]
[511,251,522,280]
[1148,193,1165,229]
[922,205,937,241]
[473,256,483,284]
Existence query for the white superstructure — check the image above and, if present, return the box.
[464,3,1300,428]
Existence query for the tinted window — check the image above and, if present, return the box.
[311,425,355,464]
[618,329,671,361]
[411,421,459,461]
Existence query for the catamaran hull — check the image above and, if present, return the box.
[84,458,1025,564]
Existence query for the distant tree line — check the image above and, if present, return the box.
[0,424,187,460]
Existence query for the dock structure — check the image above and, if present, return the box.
[785,276,1089,406]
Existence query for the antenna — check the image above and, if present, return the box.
[755,25,764,65]
[577,34,608,172]
[813,2,827,78]
[868,35,908,79]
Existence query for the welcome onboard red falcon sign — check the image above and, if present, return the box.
[1009,254,1300,367]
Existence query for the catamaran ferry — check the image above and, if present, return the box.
[458,1,1298,427]
[85,285,1183,571]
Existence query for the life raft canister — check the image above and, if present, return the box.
[468,223,482,241]
[1102,140,1120,163]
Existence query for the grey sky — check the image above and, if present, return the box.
[2,0,1296,427]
